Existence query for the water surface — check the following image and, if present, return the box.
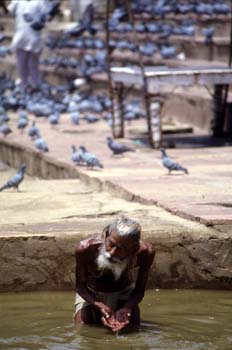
[0,290,231,350]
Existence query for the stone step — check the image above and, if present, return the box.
[133,13,231,37]
[3,28,230,64]
[1,11,231,37]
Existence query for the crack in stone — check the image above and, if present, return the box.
[64,191,93,196]
[197,202,232,208]
[60,211,123,220]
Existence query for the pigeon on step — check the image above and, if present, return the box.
[0,164,27,192]
[35,133,49,152]
[17,116,28,132]
[80,145,103,169]
[107,137,135,155]
[0,124,12,136]
[28,121,39,139]
[160,148,188,175]
[48,112,60,126]
[70,112,80,125]
[202,26,215,45]
[71,145,84,165]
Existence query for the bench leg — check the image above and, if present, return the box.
[149,98,163,149]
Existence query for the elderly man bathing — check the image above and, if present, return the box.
[74,216,155,332]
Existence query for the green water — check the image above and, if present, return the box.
[0,290,231,350]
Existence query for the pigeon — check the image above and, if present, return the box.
[35,134,49,152]
[202,26,215,45]
[46,0,60,20]
[28,121,39,139]
[84,114,99,123]
[79,145,103,169]
[0,45,10,58]
[0,124,12,136]
[139,42,157,56]
[68,100,79,113]
[117,40,130,51]
[17,117,28,132]
[0,164,27,192]
[160,148,188,175]
[172,25,195,37]
[159,24,172,39]
[27,101,53,117]
[70,111,80,125]
[78,99,92,112]
[48,112,60,126]
[18,110,28,120]
[65,3,97,37]
[107,137,135,155]
[146,23,160,34]
[213,3,229,15]
[160,45,177,59]
[91,98,104,112]
[0,113,10,124]
[71,145,84,165]
[53,102,66,114]
[0,106,6,114]
[93,38,105,50]
[196,3,213,16]
[135,23,146,33]
[174,3,194,14]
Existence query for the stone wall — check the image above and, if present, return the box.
[0,234,76,292]
[0,229,232,292]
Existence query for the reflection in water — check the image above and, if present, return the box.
[0,290,232,350]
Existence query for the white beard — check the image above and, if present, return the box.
[97,245,129,281]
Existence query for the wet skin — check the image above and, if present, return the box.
[74,229,155,333]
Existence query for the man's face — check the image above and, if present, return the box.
[97,230,138,280]
[104,229,137,263]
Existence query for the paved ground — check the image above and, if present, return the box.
[0,165,213,239]
[0,110,232,228]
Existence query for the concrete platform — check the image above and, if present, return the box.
[0,112,232,228]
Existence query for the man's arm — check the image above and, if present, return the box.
[124,243,155,309]
[114,242,155,328]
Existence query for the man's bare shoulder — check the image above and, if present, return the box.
[137,240,155,267]
[138,240,155,254]
[75,233,103,254]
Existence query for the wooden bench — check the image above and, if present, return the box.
[110,65,232,147]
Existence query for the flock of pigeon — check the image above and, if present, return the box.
[37,0,229,74]
[0,77,189,191]
[0,141,189,192]
[0,0,229,73]
[0,107,49,152]
[41,51,107,78]
[0,73,160,174]
[116,0,230,17]
[71,145,103,169]
[3,0,225,190]
[0,70,148,129]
